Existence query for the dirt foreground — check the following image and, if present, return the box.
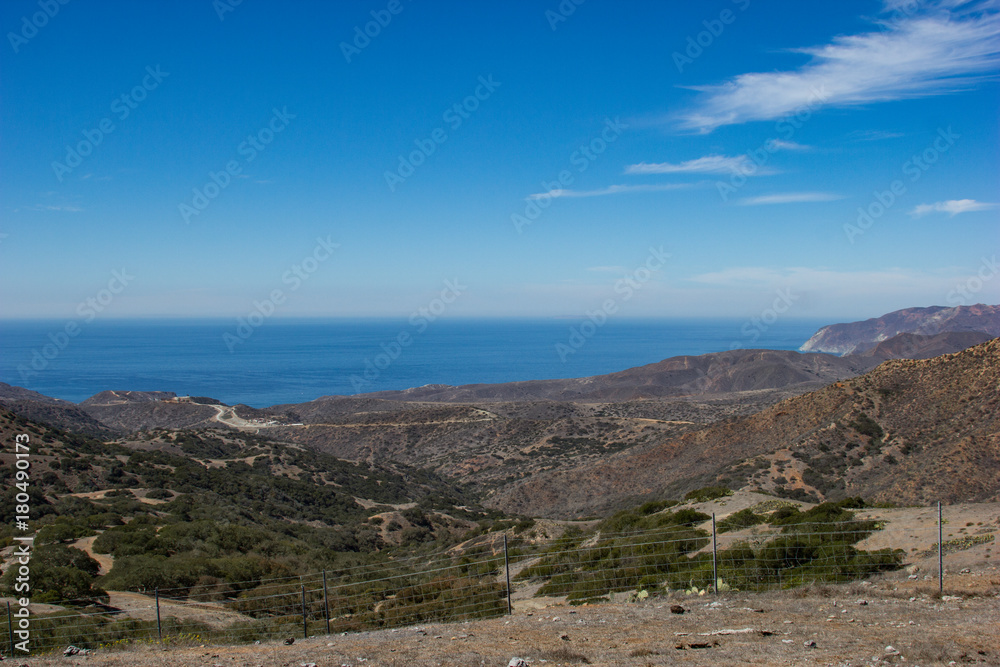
[20,571,999,667]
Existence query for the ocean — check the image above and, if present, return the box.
[0,317,827,407]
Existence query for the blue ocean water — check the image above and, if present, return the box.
[0,318,826,408]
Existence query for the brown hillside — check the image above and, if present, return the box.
[490,339,1000,518]
[849,331,994,362]
[79,391,219,432]
[361,348,872,403]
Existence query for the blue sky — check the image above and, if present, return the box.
[2,0,998,322]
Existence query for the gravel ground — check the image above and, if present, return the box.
[23,572,999,667]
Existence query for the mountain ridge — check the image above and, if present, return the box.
[800,303,1000,355]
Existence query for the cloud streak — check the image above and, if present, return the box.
[909,198,998,216]
[626,155,754,175]
[18,204,84,212]
[527,183,694,200]
[678,2,1000,132]
[739,192,844,205]
[626,140,808,178]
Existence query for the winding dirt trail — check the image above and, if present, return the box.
[71,534,114,576]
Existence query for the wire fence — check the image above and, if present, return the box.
[5,503,989,656]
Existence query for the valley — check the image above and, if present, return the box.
[0,308,996,660]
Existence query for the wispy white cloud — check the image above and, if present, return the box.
[527,183,694,200]
[909,198,998,216]
[626,140,808,178]
[847,129,906,141]
[19,204,83,212]
[739,192,844,205]
[625,155,753,175]
[678,2,1000,132]
[766,139,810,151]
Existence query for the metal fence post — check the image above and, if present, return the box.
[504,533,512,615]
[155,589,162,643]
[712,513,718,594]
[938,501,944,594]
[6,601,13,655]
[322,570,331,635]
[301,585,308,639]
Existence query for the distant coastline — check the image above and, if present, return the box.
[0,317,830,407]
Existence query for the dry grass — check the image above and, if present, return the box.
[21,572,999,667]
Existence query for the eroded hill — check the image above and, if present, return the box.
[490,339,1000,518]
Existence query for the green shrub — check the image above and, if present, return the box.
[36,521,95,545]
[717,508,766,533]
[849,413,884,441]
[684,486,733,503]
[0,545,105,603]
[637,499,678,516]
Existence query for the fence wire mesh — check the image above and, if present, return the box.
[4,511,979,656]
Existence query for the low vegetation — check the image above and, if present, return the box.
[0,409,938,655]
[516,496,903,602]
[0,417,504,608]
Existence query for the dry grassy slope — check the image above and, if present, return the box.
[0,398,115,437]
[491,339,1000,519]
[270,408,698,488]
[258,396,795,491]
[80,400,219,432]
[0,383,115,437]
[849,331,994,362]
[833,337,1000,504]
